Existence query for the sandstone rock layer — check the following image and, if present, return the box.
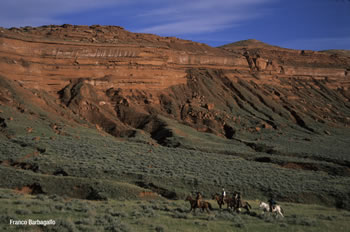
[0,25,349,141]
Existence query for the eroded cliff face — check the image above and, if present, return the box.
[0,25,349,141]
[0,25,246,93]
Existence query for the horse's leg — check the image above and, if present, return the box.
[272,209,278,218]
[234,203,239,213]
[231,203,234,211]
[278,208,284,218]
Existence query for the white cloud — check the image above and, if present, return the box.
[138,16,238,35]
[136,0,273,35]
[0,0,274,37]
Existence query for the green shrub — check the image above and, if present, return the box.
[0,192,10,199]
[76,225,95,232]
[317,214,335,221]
[287,216,317,226]
[33,208,51,214]
[280,223,288,228]
[259,213,275,223]
[15,209,31,215]
[151,204,162,210]
[206,214,216,221]
[12,200,22,205]
[103,218,131,232]
[73,205,89,213]
[105,208,125,217]
[174,207,187,213]
[215,211,234,220]
[144,208,157,217]
[232,215,246,228]
[172,212,189,219]
[54,203,64,211]
[49,194,63,202]
[35,194,47,201]
[0,214,13,224]
[74,218,91,226]
[43,218,77,232]
[155,226,165,232]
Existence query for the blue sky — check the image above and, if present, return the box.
[1,0,349,50]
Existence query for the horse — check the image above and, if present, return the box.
[212,193,225,209]
[259,201,284,218]
[230,198,252,213]
[213,194,235,209]
[223,196,236,209]
[185,195,213,213]
[213,194,235,210]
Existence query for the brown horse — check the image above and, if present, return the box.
[224,196,235,209]
[185,196,213,213]
[230,198,252,213]
[212,193,225,209]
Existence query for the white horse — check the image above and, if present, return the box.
[259,202,284,218]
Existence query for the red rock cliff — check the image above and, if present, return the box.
[0,25,349,140]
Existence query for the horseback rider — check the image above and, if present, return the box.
[234,191,242,209]
[221,188,226,203]
[196,191,203,208]
[268,197,276,212]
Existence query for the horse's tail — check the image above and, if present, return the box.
[208,202,213,211]
[281,206,284,214]
[246,202,252,209]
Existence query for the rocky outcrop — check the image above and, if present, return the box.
[0,25,246,94]
[0,25,349,141]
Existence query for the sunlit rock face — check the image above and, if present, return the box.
[1,25,349,138]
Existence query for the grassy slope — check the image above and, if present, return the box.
[1,102,350,208]
[0,188,349,232]
[1,76,350,231]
